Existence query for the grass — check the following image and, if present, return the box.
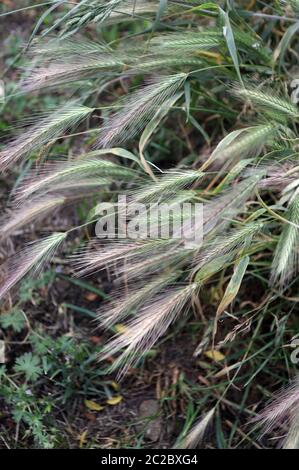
[0,0,299,449]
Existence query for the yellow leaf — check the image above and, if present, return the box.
[115,323,127,333]
[84,399,104,411]
[111,381,119,391]
[78,429,88,448]
[107,396,123,405]
[195,51,223,64]
[204,350,225,362]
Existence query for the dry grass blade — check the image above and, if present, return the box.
[15,158,136,200]
[196,222,263,268]
[74,239,178,276]
[234,86,298,118]
[98,272,178,327]
[23,40,124,90]
[0,197,65,240]
[97,73,187,147]
[131,170,203,203]
[283,410,299,449]
[209,125,277,165]
[271,196,299,287]
[149,31,223,52]
[174,408,215,449]
[100,283,200,375]
[203,175,263,235]
[0,104,94,169]
[0,232,66,300]
[254,378,299,449]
